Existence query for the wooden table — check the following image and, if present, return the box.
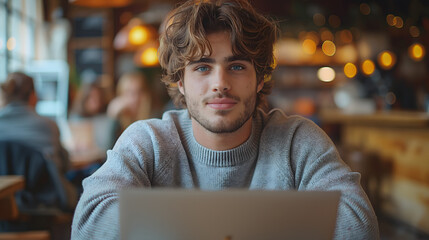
[70,148,106,170]
[0,175,25,220]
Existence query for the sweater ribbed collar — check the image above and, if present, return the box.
[181,111,262,167]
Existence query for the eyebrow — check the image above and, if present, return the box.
[187,55,251,66]
[188,58,215,65]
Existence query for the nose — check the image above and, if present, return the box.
[212,68,230,93]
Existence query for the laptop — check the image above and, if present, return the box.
[120,189,340,240]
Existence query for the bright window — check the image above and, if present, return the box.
[0,0,40,82]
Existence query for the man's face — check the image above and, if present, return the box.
[179,31,264,134]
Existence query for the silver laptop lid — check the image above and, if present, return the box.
[120,189,340,240]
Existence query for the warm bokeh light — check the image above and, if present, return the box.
[322,40,336,56]
[336,45,358,63]
[339,30,353,44]
[409,26,420,37]
[344,63,357,78]
[394,16,403,28]
[129,25,149,45]
[361,59,375,76]
[377,51,396,70]
[140,47,158,66]
[313,13,325,26]
[360,3,371,15]
[328,15,341,28]
[305,31,320,45]
[7,37,16,51]
[320,28,334,41]
[302,39,317,55]
[408,43,425,61]
[386,14,395,26]
[317,67,336,82]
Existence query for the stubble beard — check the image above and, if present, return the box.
[186,92,257,134]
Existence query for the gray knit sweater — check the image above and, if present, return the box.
[71,109,379,239]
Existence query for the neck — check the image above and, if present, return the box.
[191,117,253,151]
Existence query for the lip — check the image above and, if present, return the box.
[207,98,237,110]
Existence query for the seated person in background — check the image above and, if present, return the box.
[71,0,379,239]
[67,81,121,190]
[107,71,153,131]
[0,72,78,210]
[69,81,120,154]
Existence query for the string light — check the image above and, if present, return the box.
[320,28,334,41]
[409,26,420,38]
[344,63,357,78]
[386,14,395,26]
[361,59,375,76]
[313,13,325,26]
[360,3,371,15]
[409,43,425,61]
[302,39,317,55]
[339,30,353,44]
[377,51,396,70]
[322,40,336,56]
[328,15,341,28]
[393,16,403,28]
[317,67,336,82]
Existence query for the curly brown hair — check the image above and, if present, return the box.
[158,0,278,110]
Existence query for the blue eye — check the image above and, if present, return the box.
[231,65,244,71]
[196,66,209,72]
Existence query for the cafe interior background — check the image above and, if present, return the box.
[0,0,428,239]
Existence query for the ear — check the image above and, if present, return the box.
[178,80,185,95]
[257,79,264,93]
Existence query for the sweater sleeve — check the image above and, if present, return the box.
[71,122,155,240]
[289,117,379,240]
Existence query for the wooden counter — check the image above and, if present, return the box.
[320,109,429,235]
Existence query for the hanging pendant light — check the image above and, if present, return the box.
[133,41,160,67]
[114,18,158,51]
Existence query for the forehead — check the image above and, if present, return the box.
[187,31,238,62]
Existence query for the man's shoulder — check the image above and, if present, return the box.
[124,109,189,136]
[259,108,322,140]
[0,103,57,127]
[260,108,314,127]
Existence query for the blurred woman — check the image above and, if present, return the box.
[69,81,120,156]
[107,71,153,131]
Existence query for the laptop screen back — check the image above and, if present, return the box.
[120,189,340,240]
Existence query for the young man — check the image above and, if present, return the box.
[71,0,379,239]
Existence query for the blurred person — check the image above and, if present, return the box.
[0,72,78,209]
[70,81,120,152]
[107,71,153,131]
[71,81,108,118]
[67,82,121,193]
[71,0,379,239]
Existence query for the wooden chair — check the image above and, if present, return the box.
[0,141,75,240]
[0,176,51,240]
